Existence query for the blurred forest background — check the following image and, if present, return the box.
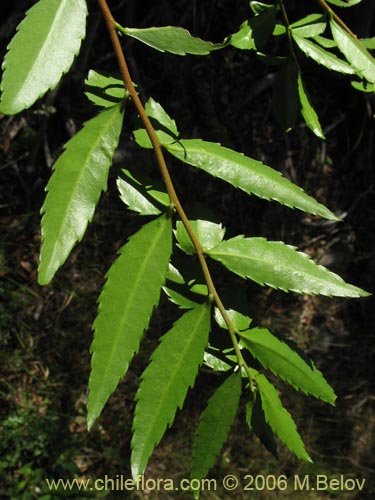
[0,0,374,498]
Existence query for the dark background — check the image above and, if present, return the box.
[0,1,374,498]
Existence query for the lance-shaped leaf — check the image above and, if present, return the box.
[131,304,210,478]
[272,59,299,132]
[229,9,276,50]
[240,328,336,404]
[117,169,169,216]
[290,14,327,38]
[145,98,179,137]
[331,19,375,83]
[293,34,355,75]
[191,371,242,493]
[250,393,279,459]
[117,25,225,55]
[175,220,226,255]
[85,70,126,108]
[38,103,124,285]
[297,73,325,139]
[326,0,363,6]
[254,371,312,462]
[165,140,338,221]
[87,214,172,430]
[0,0,87,115]
[214,307,251,331]
[207,236,369,297]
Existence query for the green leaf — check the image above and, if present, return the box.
[0,0,87,115]
[272,58,299,132]
[85,70,126,108]
[117,25,225,55]
[175,220,226,255]
[131,304,210,478]
[254,371,312,462]
[250,1,275,15]
[293,34,355,74]
[191,371,242,486]
[240,328,336,403]
[165,139,339,220]
[326,0,363,7]
[117,169,169,216]
[203,350,232,372]
[134,127,175,149]
[145,98,179,137]
[214,308,251,331]
[351,80,375,93]
[229,9,276,50]
[87,214,172,430]
[297,73,325,139]
[313,35,338,49]
[207,236,370,297]
[360,37,375,50]
[38,104,124,285]
[249,392,279,459]
[291,14,327,38]
[330,19,375,83]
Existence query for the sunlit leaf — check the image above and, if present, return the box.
[240,328,336,403]
[38,104,124,285]
[297,73,325,139]
[165,139,339,220]
[293,34,355,74]
[85,70,126,108]
[191,371,242,491]
[291,14,327,38]
[131,304,210,478]
[254,371,312,462]
[326,0,363,6]
[117,25,225,55]
[145,98,179,137]
[214,308,251,331]
[87,215,172,430]
[175,220,226,255]
[229,9,276,50]
[0,0,87,114]
[330,19,375,83]
[208,236,369,297]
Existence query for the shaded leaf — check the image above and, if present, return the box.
[132,304,210,478]
[250,1,275,15]
[85,70,126,108]
[117,169,169,216]
[331,19,375,83]
[254,371,312,462]
[165,139,338,220]
[250,392,279,459]
[229,9,276,50]
[214,308,251,331]
[272,58,299,132]
[240,328,336,403]
[291,14,327,38]
[117,25,225,55]
[175,220,226,255]
[207,236,369,297]
[351,80,375,93]
[191,371,242,487]
[293,34,355,74]
[0,0,87,114]
[87,215,172,430]
[297,73,325,139]
[145,98,179,137]
[38,104,124,285]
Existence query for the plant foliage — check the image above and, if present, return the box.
[0,0,372,491]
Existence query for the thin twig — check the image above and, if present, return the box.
[315,0,357,39]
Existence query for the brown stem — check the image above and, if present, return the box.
[316,0,357,39]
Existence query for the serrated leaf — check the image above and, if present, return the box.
[131,304,210,478]
[326,0,363,6]
[250,392,279,459]
[0,0,87,115]
[85,70,126,108]
[297,73,325,139]
[331,19,375,83]
[240,328,336,403]
[117,25,225,55]
[293,34,355,74]
[38,104,124,285]
[203,351,232,372]
[291,14,327,38]
[229,9,276,50]
[175,220,225,255]
[165,139,339,220]
[254,371,312,462]
[272,58,299,132]
[207,236,369,297]
[214,308,251,331]
[145,98,179,137]
[191,371,242,487]
[117,169,169,216]
[162,287,202,309]
[87,214,172,430]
